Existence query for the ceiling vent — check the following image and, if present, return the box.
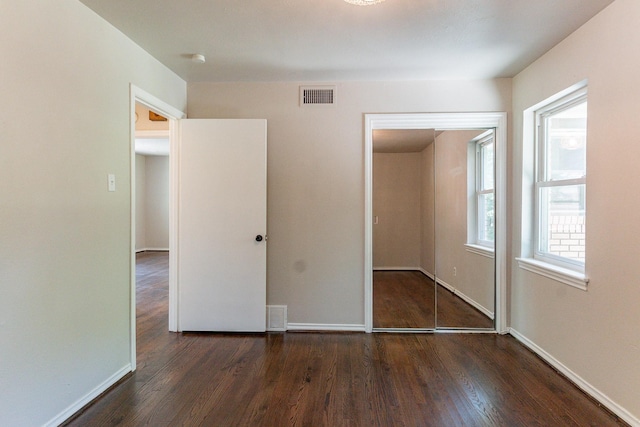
[300,85,336,106]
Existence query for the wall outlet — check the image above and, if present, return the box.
[453,267,457,276]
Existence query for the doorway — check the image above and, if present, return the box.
[130,85,185,369]
[133,101,171,356]
[364,113,508,334]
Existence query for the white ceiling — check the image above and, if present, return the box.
[78,0,613,83]
[135,137,170,156]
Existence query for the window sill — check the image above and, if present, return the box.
[516,257,589,291]
[465,244,494,259]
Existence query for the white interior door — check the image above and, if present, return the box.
[178,119,267,332]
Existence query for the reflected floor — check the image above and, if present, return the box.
[373,270,493,329]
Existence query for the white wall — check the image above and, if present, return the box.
[0,1,186,425]
[511,0,640,422]
[188,79,511,326]
[373,152,422,268]
[136,154,147,250]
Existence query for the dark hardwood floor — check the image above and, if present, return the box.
[373,270,435,328]
[65,252,626,426]
[373,270,493,329]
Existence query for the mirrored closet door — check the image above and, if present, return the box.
[372,128,436,329]
[434,129,495,330]
[372,127,496,331]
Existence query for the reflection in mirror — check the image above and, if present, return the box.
[372,128,436,329]
[434,130,495,329]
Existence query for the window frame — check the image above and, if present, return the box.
[533,87,587,272]
[476,133,495,248]
[465,130,495,258]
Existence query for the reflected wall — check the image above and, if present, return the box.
[434,130,495,329]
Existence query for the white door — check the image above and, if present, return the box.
[178,119,267,332]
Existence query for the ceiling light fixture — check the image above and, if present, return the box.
[191,54,206,64]
[344,0,385,5]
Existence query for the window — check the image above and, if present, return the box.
[534,87,587,272]
[466,130,495,258]
[476,133,495,247]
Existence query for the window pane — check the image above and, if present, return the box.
[546,102,587,180]
[478,192,494,243]
[481,142,494,190]
[538,184,585,263]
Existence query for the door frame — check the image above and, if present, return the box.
[364,112,508,334]
[130,84,185,369]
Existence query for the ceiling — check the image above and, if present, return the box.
[373,129,435,153]
[78,0,613,83]
[135,137,169,156]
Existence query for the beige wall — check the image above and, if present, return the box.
[135,103,170,131]
[511,0,640,420]
[420,144,436,275]
[373,152,422,268]
[0,0,186,425]
[187,79,511,326]
[135,155,170,251]
[7,0,638,423]
[434,131,494,315]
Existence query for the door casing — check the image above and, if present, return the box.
[364,112,508,334]
[130,84,185,370]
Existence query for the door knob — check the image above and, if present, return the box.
[255,235,263,242]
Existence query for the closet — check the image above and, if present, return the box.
[372,128,495,330]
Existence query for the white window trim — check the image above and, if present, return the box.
[464,243,494,259]
[520,81,589,289]
[516,257,589,291]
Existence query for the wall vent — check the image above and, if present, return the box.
[300,85,336,106]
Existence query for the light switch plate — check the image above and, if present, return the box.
[108,174,116,192]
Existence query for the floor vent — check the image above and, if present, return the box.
[300,85,336,106]
[267,305,288,331]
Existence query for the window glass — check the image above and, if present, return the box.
[545,102,587,181]
[478,192,494,243]
[535,90,587,271]
[480,141,494,190]
[476,134,494,247]
[538,184,585,263]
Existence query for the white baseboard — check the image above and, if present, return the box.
[287,323,366,332]
[45,364,132,427]
[436,278,494,320]
[373,267,436,281]
[136,247,169,253]
[417,268,435,280]
[509,328,639,427]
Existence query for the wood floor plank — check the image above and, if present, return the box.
[64,252,627,427]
